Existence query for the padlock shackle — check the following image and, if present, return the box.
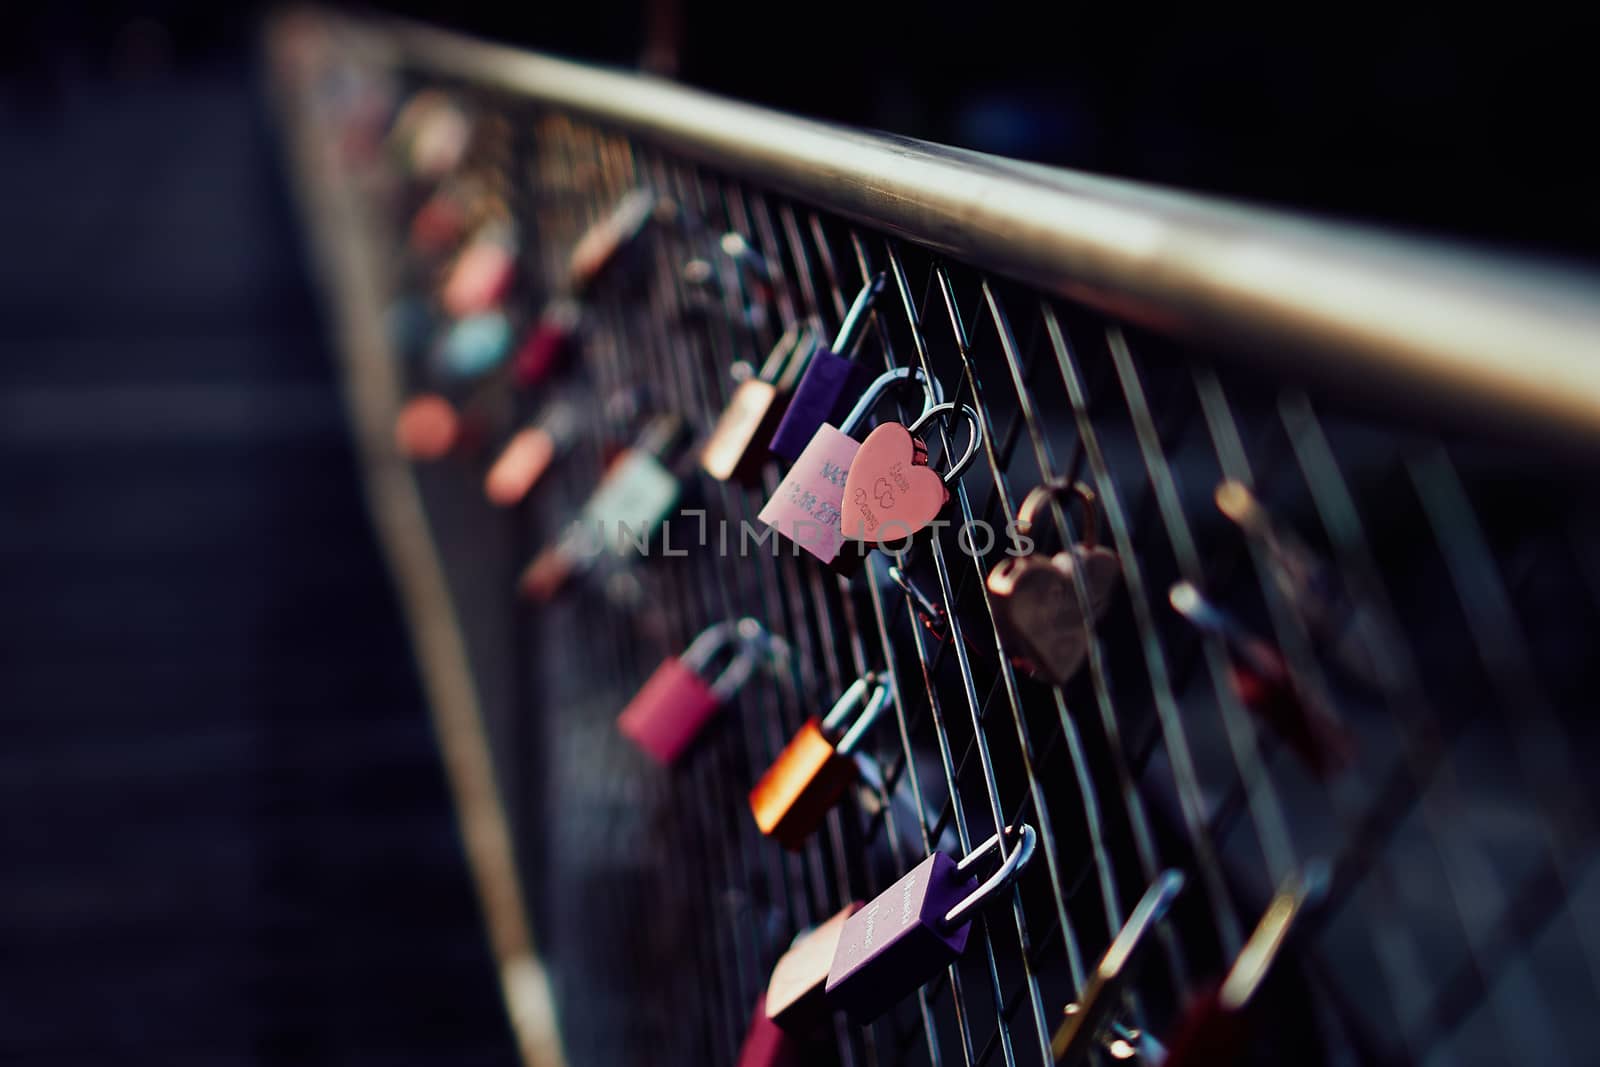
[942,823,1037,930]
[680,616,778,701]
[837,366,940,436]
[831,273,886,358]
[818,672,894,756]
[1015,479,1100,552]
[905,402,983,486]
[753,320,808,383]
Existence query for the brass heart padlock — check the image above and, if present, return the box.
[986,480,1121,686]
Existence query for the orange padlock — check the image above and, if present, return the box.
[749,673,892,850]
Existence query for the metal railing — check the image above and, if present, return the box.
[272,14,1600,1067]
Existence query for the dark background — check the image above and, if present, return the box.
[10,3,1596,262]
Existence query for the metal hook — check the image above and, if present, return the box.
[942,823,1037,929]
[818,672,894,755]
[905,402,982,485]
[1016,479,1100,552]
[887,563,948,634]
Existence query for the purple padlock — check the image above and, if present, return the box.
[768,274,885,461]
[824,824,1036,1022]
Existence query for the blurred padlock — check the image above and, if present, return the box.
[1051,870,1185,1065]
[510,298,582,389]
[437,310,514,381]
[1169,581,1355,777]
[764,902,863,1034]
[616,618,772,765]
[519,414,690,601]
[1161,863,1328,1067]
[484,400,580,507]
[736,994,798,1067]
[441,223,517,318]
[567,187,660,293]
[700,321,818,485]
[768,274,885,460]
[750,672,892,849]
[388,90,472,180]
[825,824,1036,1021]
[1215,480,1381,687]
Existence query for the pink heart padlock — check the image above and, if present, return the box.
[840,402,980,545]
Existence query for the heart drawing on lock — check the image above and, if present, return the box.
[990,547,1122,685]
[840,423,949,544]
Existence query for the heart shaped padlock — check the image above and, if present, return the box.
[987,481,1121,686]
[840,402,980,545]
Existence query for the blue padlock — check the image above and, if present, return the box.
[768,274,885,461]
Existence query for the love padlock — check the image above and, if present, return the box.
[768,274,885,461]
[436,310,514,381]
[1160,863,1326,1067]
[749,673,892,850]
[757,367,935,573]
[440,223,517,319]
[839,401,981,545]
[824,823,1036,1022]
[700,321,818,485]
[566,188,659,295]
[987,480,1122,686]
[1051,869,1185,1066]
[616,618,774,765]
[1168,581,1355,777]
[389,90,472,181]
[519,414,689,601]
[509,298,582,389]
[483,400,580,507]
[764,902,862,1033]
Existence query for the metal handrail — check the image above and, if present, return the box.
[347,16,1600,447]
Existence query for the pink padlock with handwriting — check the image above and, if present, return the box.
[757,367,931,568]
[617,619,768,765]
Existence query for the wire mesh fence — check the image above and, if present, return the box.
[278,19,1600,1067]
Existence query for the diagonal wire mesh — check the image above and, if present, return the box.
[282,21,1600,1067]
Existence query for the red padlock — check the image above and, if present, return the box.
[1168,581,1355,778]
[736,994,798,1067]
[1162,863,1328,1067]
[617,619,772,765]
[511,298,582,389]
[749,673,892,850]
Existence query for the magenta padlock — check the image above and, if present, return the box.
[768,274,885,461]
[737,994,798,1067]
[824,823,1036,1022]
[616,618,769,765]
[757,366,936,571]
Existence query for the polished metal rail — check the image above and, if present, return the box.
[350,16,1600,447]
